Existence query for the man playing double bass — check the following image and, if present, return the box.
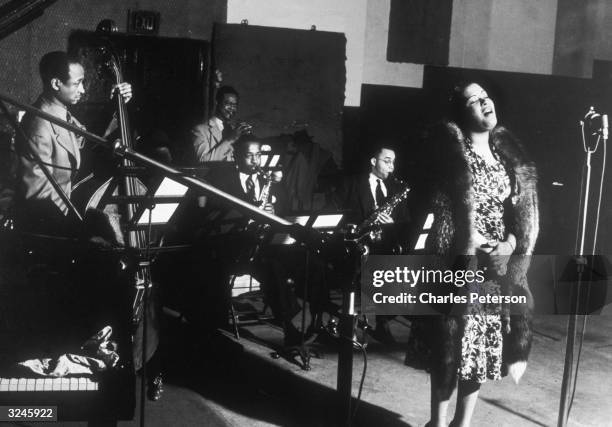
[16,50,132,234]
[15,51,167,401]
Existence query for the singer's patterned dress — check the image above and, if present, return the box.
[459,140,511,383]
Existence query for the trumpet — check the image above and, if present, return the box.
[228,119,253,135]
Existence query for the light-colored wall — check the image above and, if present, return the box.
[450,0,558,75]
[228,0,561,108]
[2,0,572,110]
[362,0,424,88]
[227,0,368,107]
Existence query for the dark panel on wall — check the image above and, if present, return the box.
[350,85,428,179]
[213,23,346,165]
[387,0,452,65]
[68,31,210,163]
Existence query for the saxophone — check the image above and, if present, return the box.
[256,166,273,208]
[354,178,411,238]
[234,166,274,269]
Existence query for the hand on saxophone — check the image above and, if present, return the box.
[376,212,394,224]
[262,202,275,215]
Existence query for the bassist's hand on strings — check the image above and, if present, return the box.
[111,82,133,103]
[104,83,133,138]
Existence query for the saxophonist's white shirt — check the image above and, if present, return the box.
[239,172,261,199]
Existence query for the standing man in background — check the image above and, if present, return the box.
[191,85,252,163]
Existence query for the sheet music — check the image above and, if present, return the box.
[136,178,188,225]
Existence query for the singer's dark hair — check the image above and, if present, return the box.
[448,81,474,128]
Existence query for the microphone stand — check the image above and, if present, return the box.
[557,109,608,427]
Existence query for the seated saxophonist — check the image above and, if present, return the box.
[341,142,411,344]
[201,135,305,346]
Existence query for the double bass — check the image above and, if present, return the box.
[74,47,159,372]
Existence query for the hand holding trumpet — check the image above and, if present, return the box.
[224,121,253,142]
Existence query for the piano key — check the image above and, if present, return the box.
[86,378,98,391]
[0,377,99,391]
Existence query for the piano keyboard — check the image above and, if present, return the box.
[0,377,98,392]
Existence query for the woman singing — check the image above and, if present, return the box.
[422,82,539,427]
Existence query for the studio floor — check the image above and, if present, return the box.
[4,305,611,427]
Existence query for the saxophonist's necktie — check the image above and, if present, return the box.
[246,174,257,203]
[375,179,385,207]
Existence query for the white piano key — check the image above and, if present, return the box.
[0,376,98,392]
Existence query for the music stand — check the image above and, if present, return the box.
[95,174,189,426]
[269,213,344,370]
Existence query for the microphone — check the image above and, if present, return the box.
[584,107,601,125]
[583,107,605,138]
